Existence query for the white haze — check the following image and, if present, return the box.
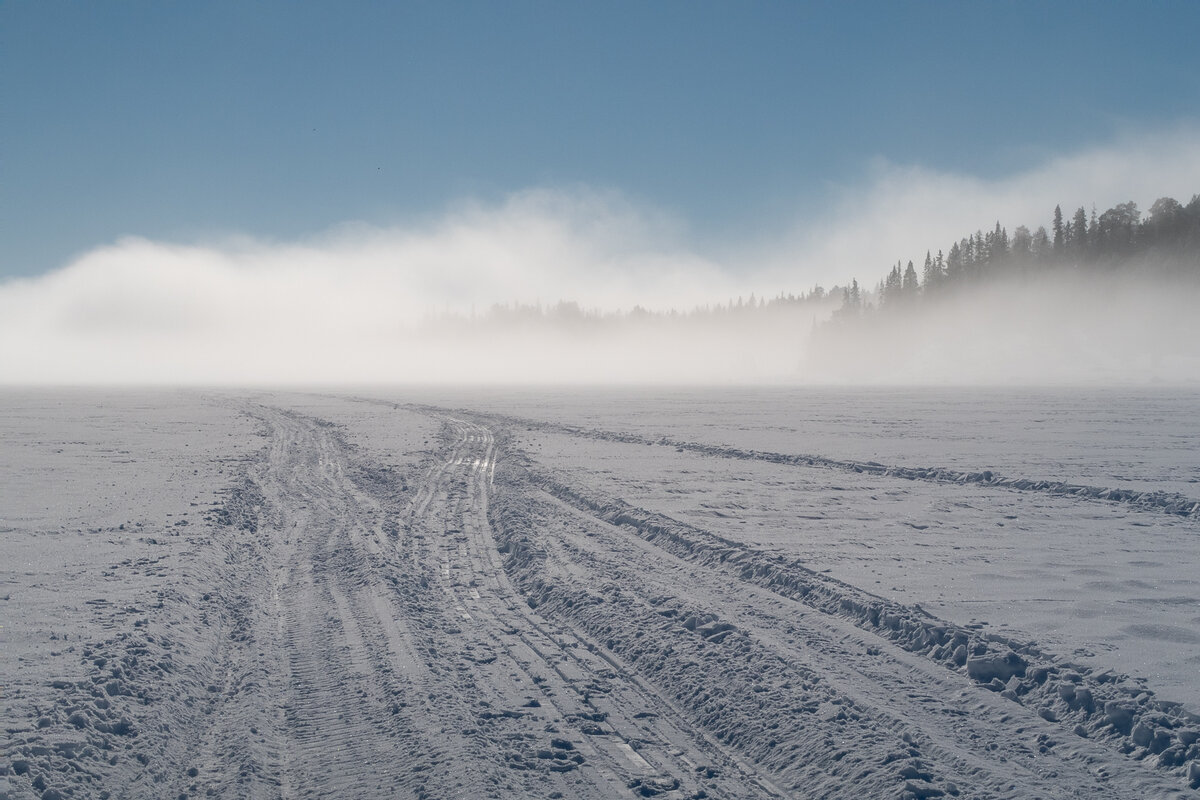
[754,125,1200,280]
[4,128,1200,385]
[805,274,1200,385]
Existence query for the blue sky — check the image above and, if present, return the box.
[5,1,1200,280]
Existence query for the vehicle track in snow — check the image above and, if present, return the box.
[8,395,1196,800]
[195,405,783,799]
[305,394,1200,797]
[483,423,1199,799]
[429,407,1200,518]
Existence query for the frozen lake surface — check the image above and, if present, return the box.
[3,387,1199,799]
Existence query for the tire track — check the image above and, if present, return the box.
[463,420,792,798]
[485,435,1200,798]
[413,405,1200,519]
[416,416,786,798]
[201,405,789,799]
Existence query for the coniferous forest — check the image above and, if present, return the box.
[426,194,1200,335]
[837,194,1200,318]
[804,193,1200,382]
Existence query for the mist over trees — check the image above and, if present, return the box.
[402,192,1200,383]
[807,194,1200,383]
[443,194,1200,341]
[415,193,1199,336]
[422,286,842,336]
[840,194,1200,316]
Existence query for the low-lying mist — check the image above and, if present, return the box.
[5,129,1200,385]
[806,271,1200,385]
[4,262,1197,384]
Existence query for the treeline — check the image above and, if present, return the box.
[422,285,840,333]
[416,193,1200,341]
[840,194,1200,316]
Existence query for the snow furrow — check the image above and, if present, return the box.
[452,407,1200,518]
[8,393,1196,800]
[487,440,1200,796]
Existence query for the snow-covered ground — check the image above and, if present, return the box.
[3,387,1198,799]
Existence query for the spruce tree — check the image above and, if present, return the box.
[902,260,919,296]
[946,242,963,283]
[922,250,940,289]
[1032,227,1050,263]
[1072,206,1089,258]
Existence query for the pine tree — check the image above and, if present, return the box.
[1032,226,1050,263]
[882,263,902,305]
[1071,206,1088,258]
[1011,225,1032,261]
[922,250,940,289]
[902,260,919,296]
[946,242,963,283]
[1053,205,1065,252]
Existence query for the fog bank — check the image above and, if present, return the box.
[5,129,1200,384]
[807,273,1200,385]
[4,270,1197,385]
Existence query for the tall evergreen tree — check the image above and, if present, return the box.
[1071,206,1089,257]
[972,232,986,273]
[882,263,903,305]
[946,242,963,283]
[1032,226,1051,263]
[1011,225,1032,262]
[988,221,1009,267]
[922,250,941,289]
[902,260,919,295]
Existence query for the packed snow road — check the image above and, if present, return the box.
[3,391,1199,799]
